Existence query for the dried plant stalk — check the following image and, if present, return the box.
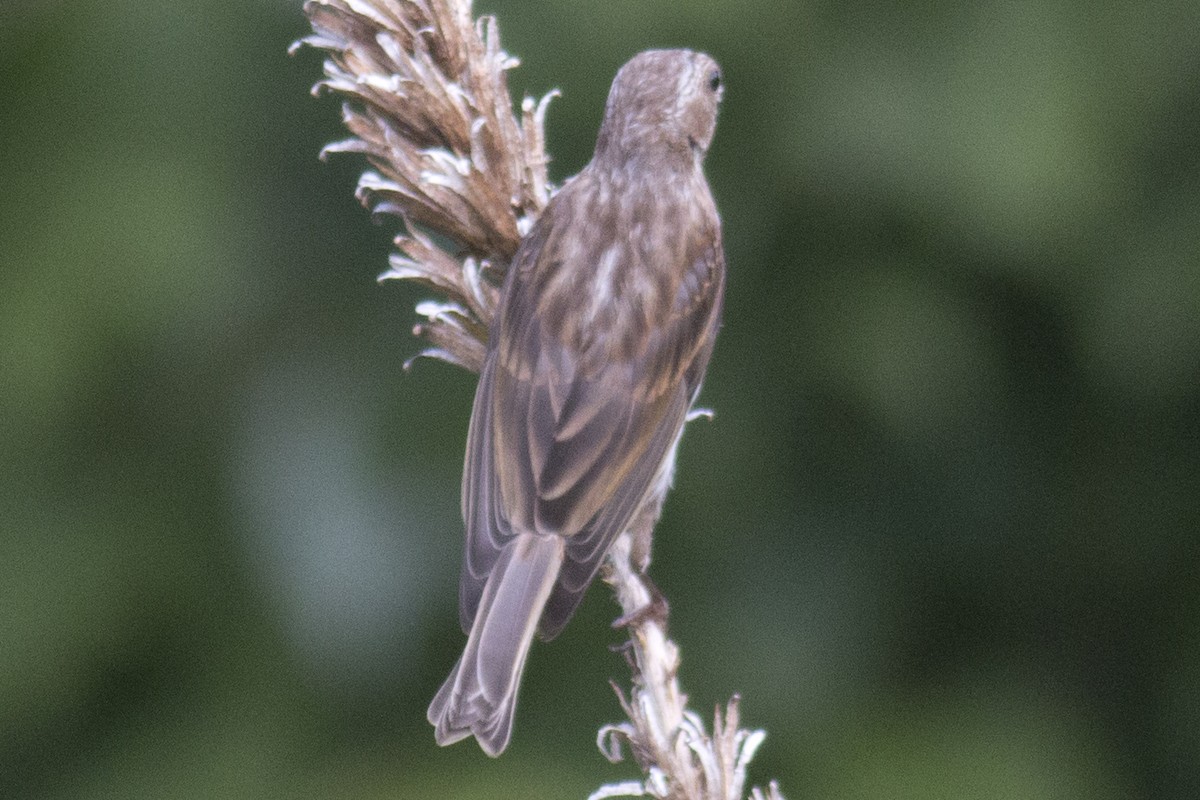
[592,534,785,800]
[294,2,784,798]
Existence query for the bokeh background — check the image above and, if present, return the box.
[3,0,1198,797]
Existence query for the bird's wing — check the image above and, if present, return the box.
[459,202,724,640]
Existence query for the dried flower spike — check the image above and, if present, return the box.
[293,0,556,372]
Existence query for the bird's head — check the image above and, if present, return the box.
[594,49,724,167]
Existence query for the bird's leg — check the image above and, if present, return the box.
[611,571,670,629]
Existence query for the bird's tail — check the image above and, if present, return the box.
[427,533,565,756]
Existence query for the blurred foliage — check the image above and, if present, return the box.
[1,0,1198,797]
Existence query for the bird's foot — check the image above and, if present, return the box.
[611,575,670,629]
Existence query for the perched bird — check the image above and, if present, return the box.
[428,48,726,756]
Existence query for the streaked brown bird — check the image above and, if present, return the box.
[428,48,726,756]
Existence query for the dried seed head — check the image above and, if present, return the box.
[295,0,557,372]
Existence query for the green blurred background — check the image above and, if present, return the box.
[2,0,1198,797]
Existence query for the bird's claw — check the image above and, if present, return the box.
[611,577,670,629]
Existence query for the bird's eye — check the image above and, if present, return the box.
[708,70,722,92]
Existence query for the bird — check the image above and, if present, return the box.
[427,48,726,757]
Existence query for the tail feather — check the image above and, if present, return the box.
[428,533,564,756]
